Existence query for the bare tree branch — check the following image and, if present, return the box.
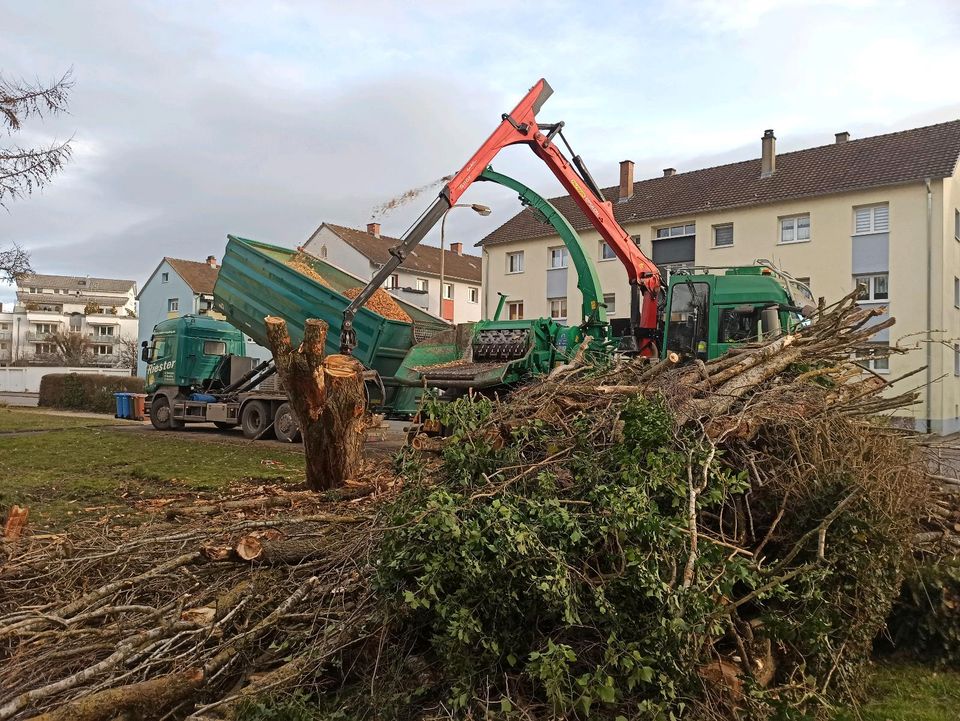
[0,243,31,283]
[0,70,73,131]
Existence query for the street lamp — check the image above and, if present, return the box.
[439,203,491,320]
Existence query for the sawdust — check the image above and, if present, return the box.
[414,358,468,371]
[342,287,412,323]
[286,252,332,288]
[369,174,455,220]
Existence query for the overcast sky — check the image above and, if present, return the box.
[2,0,960,306]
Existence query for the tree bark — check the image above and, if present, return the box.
[265,317,367,491]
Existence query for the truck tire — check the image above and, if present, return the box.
[240,400,275,440]
[150,396,183,431]
[274,402,301,443]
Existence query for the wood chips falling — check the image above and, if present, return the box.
[286,252,331,288]
[342,287,412,323]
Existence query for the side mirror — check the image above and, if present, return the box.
[140,341,153,363]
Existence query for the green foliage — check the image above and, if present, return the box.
[38,372,144,413]
[886,559,960,667]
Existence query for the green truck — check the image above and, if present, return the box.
[140,173,812,439]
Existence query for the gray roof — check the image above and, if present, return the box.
[18,273,136,294]
[16,292,129,307]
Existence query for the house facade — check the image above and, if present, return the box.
[0,273,138,368]
[478,121,960,433]
[137,256,270,376]
[303,222,482,323]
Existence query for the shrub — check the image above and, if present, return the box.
[39,373,144,414]
[886,559,960,667]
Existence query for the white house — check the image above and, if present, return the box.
[0,273,138,368]
[137,256,270,376]
[302,222,482,324]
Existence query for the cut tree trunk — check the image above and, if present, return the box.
[265,317,367,491]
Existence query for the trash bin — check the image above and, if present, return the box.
[114,392,131,419]
[130,394,147,421]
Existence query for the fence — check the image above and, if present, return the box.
[0,366,132,394]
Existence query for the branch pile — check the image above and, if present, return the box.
[1,291,952,720]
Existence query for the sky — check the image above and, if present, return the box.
[2,0,960,306]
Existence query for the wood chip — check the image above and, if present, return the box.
[342,287,412,323]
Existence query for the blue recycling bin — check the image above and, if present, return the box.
[114,392,132,419]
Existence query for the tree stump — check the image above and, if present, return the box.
[264,317,367,491]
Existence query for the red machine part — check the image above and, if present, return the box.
[444,79,661,354]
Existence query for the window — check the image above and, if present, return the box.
[603,293,616,317]
[319,245,328,259]
[956,344,960,377]
[35,323,57,335]
[549,297,567,322]
[713,223,734,247]
[955,277,959,309]
[508,301,524,320]
[35,343,56,355]
[203,340,227,355]
[167,298,179,312]
[599,242,617,261]
[443,283,453,300]
[0,342,6,350]
[854,204,889,234]
[548,247,568,269]
[93,345,112,356]
[385,274,400,290]
[656,223,696,238]
[955,209,960,240]
[780,214,810,243]
[415,278,429,292]
[467,287,479,304]
[161,272,169,283]
[507,251,525,274]
[95,326,115,337]
[853,273,889,302]
[718,307,779,344]
[666,282,710,358]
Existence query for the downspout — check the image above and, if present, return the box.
[925,178,933,434]
[482,246,490,319]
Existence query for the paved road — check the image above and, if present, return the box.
[0,392,39,407]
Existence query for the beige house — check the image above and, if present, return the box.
[478,121,960,433]
[303,222,482,324]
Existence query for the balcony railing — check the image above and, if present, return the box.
[88,334,120,344]
[27,331,58,342]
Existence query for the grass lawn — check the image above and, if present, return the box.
[0,405,139,432]
[834,662,960,720]
[0,423,306,526]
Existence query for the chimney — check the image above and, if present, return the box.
[761,129,776,178]
[663,167,676,177]
[366,222,381,238]
[618,160,635,201]
[206,255,218,268]
[835,131,850,144]
[450,242,463,256]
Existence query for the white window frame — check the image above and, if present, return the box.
[655,223,696,239]
[96,325,115,337]
[548,246,568,269]
[955,343,960,377]
[442,283,453,300]
[167,298,179,312]
[712,223,734,248]
[853,273,889,302]
[863,344,890,374]
[779,214,811,244]
[506,251,525,274]
[415,278,429,292]
[955,209,960,241]
[853,204,889,235]
[161,272,169,283]
[603,293,616,317]
[548,297,567,321]
[955,277,959,309]
[385,274,400,290]
[467,287,479,304]
[93,344,112,356]
[507,301,524,320]
[599,241,617,261]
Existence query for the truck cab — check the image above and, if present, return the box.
[661,266,813,361]
[142,315,246,394]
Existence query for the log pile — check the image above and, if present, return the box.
[0,291,954,720]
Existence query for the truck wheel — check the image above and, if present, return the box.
[240,400,275,440]
[274,402,302,443]
[150,396,183,431]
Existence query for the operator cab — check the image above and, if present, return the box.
[141,315,246,394]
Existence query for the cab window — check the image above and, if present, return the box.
[666,282,710,357]
[719,305,781,344]
[203,340,227,356]
[153,337,169,359]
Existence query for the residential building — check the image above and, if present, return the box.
[478,120,960,433]
[0,273,138,368]
[303,222,482,323]
[138,256,269,376]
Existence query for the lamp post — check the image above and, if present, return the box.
[439,203,491,320]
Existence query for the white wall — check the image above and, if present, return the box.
[0,366,131,393]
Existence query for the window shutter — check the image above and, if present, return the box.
[873,205,889,231]
[714,225,733,246]
[854,208,872,234]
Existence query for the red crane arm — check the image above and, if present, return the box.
[444,79,661,342]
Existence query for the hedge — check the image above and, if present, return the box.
[886,558,960,667]
[38,373,145,414]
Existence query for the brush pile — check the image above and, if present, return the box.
[0,291,952,720]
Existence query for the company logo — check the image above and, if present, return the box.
[147,360,175,375]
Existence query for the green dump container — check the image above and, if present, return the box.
[213,235,449,407]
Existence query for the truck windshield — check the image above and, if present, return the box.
[666,281,709,357]
[718,306,781,344]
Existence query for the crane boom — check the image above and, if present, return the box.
[339,78,661,355]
